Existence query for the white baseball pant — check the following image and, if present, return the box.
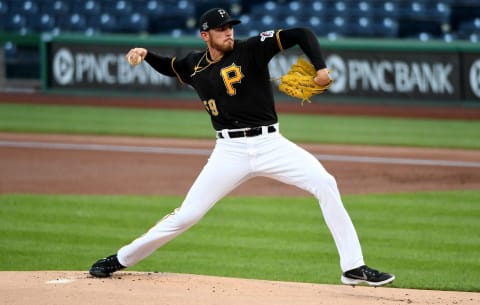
[117,124,365,272]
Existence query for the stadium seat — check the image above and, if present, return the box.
[3,13,27,32]
[430,2,451,22]
[85,0,101,14]
[310,1,328,17]
[7,0,38,21]
[284,15,299,27]
[349,1,375,17]
[458,18,480,36]
[468,33,478,43]
[378,17,399,37]
[31,13,56,32]
[65,13,88,32]
[398,19,443,39]
[328,16,352,36]
[263,1,277,13]
[233,14,253,37]
[308,16,323,28]
[450,3,480,32]
[150,16,187,34]
[351,16,377,37]
[288,1,300,11]
[260,14,277,27]
[49,0,69,16]
[118,13,149,33]
[442,32,456,43]
[372,1,400,18]
[3,41,17,58]
[137,0,165,17]
[114,0,133,15]
[0,0,7,15]
[97,13,118,33]
[334,1,347,13]
[103,0,132,17]
[171,0,194,16]
[400,1,426,18]
[0,1,7,30]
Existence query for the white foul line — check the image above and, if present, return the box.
[311,153,480,167]
[0,140,212,156]
[1,140,479,168]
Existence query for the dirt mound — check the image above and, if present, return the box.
[1,271,479,305]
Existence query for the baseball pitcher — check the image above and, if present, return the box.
[89,7,395,287]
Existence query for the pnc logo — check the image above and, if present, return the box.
[469,59,480,98]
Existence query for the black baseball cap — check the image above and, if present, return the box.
[199,8,241,31]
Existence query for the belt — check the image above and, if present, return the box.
[217,125,277,139]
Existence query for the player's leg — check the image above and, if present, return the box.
[90,140,251,276]
[255,134,394,285]
[117,140,253,266]
[254,134,364,269]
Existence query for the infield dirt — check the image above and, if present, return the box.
[1,271,479,305]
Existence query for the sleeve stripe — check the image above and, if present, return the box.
[171,57,185,84]
[276,29,284,52]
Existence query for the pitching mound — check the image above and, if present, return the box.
[1,271,478,305]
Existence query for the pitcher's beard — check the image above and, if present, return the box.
[213,39,234,53]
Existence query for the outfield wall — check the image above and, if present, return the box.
[37,34,480,105]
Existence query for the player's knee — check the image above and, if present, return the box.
[323,173,338,188]
[310,172,339,198]
[174,209,204,230]
[311,171,337,188]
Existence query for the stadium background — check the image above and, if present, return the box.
[1,0,480,101]
[2,0,480,39]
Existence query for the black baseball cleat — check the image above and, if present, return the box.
[341,265,395,287]
[89,254,125,278]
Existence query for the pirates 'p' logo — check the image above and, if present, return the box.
[220,63,244,96]
[218,9,226,18]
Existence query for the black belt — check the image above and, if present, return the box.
[217,125,277,139]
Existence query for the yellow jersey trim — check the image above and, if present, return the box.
[276,29,284,52]
[171,57,185,84]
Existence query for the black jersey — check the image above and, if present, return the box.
[174,30,283,130]
[144,28,326,131]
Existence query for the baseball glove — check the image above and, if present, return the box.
[278,57,333,105]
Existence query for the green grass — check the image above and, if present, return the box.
[0,103,213,138]
[1,103,479,149]
[1,191,479,292]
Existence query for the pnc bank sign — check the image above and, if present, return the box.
[46,39,479,102]
[49,46,172,89]
[325,54,455,95]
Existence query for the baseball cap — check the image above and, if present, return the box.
[199,8,241,31]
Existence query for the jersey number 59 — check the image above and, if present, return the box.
[203,99,219,116]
